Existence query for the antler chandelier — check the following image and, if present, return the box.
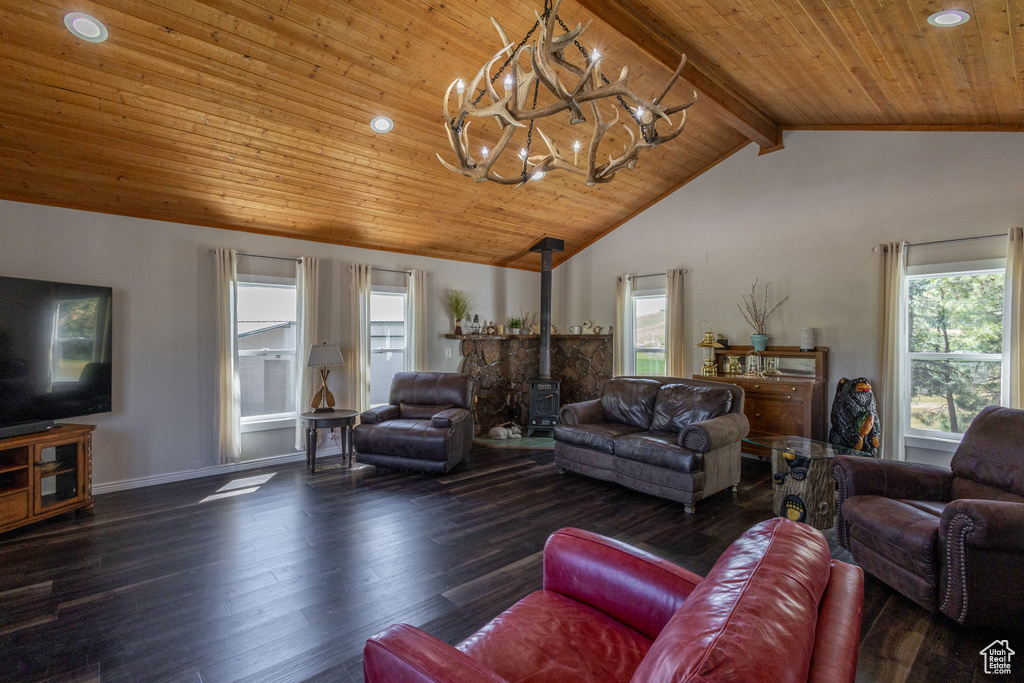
[439,0,696,187]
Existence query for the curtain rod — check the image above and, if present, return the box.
[904,233,1007,249]
[347,264,412,275]
[872,231,1007,252]
[620,270,687,281]
[207,249,299,263]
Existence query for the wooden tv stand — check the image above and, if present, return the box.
[0,424,94,535]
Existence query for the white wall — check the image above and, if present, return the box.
[0,200,539,486]
[555,131,1024,465]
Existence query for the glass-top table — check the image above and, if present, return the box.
[743,435,872,529]
[743,435,866,460]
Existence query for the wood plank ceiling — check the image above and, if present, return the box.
[0,0,1021,270]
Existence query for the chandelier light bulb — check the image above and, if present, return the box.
[573,140,581,152]
[636,107,644,118]
[481,146,489,158]
[520,148,528,160]
[591,48,600,60]
[504,74,514,90]
[456,79,465,94]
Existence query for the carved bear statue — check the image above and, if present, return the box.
[829,377,880,457]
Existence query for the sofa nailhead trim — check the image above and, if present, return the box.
[939,512,975,624]
[832,463,850,548]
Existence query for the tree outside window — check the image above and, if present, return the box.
[906,270,1005,435]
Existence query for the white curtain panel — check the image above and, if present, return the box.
[406,269,427,371]
[350,263,372,413]
[665,268,686,377]
[214,247,241,464]
[613,275,635,377]
[294,256,319,450]
[879,241,907,461]
[1008,228,1024,409]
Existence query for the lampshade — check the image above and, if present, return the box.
[306,343,345,368]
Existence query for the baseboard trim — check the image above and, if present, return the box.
[93,447,344,494]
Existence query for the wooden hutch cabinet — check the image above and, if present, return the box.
[0,424,94,534]
[695,346,828,458]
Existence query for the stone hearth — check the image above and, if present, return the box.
[455,335,612,434]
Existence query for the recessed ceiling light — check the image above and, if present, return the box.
[64,12,108,42]
[531,171,545,181]
[927,9,970,27]
[370,116,394,133]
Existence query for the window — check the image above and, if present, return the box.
[904,265,1007,438]
[634,292,666,375]
[369,285,407,406]
[237,278,297,425]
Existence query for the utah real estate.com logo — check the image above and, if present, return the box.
[980,640,1014,675]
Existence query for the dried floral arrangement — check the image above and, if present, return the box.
[443,290,472,321]
[738,280,789,335]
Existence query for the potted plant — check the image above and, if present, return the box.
[443,290,472,335]
[508,316,523,335]
[738,280,788,351]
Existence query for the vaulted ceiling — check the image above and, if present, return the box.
[0,0,1021,270]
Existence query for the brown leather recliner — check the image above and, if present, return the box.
[353,372,475,474]
[832,405,1024,628]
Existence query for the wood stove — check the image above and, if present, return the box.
[528,379,560,436]
[526,237,564,436]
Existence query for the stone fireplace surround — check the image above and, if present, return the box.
[449,334,612,434]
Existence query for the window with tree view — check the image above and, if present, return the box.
[906,269,1006,436]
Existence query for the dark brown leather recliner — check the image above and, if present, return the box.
[353,372,475,474]
[832,406,1024,628]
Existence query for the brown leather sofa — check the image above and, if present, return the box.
[353,372,475,474]
[832,405,1024,628]
[554,376,749,513]
[364,518,864,683]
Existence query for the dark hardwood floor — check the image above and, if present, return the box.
[0,445,1018,682]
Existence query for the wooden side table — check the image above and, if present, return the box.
[300,410,358,474]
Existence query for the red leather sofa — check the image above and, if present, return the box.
[364,518,864,683]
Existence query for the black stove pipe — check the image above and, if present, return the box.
[529,237,564,380]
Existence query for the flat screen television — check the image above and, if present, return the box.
[0,275,113,438]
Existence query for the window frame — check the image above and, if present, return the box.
[902,260,1008,443]
[236,273,298,432]
[632,287,667,377]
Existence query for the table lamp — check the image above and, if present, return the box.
[306,343,345,413]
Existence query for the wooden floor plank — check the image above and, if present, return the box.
[0,446,1013,683]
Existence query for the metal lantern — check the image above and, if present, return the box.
[695,322,725,377]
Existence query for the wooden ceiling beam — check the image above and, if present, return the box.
[573,0,782,153]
